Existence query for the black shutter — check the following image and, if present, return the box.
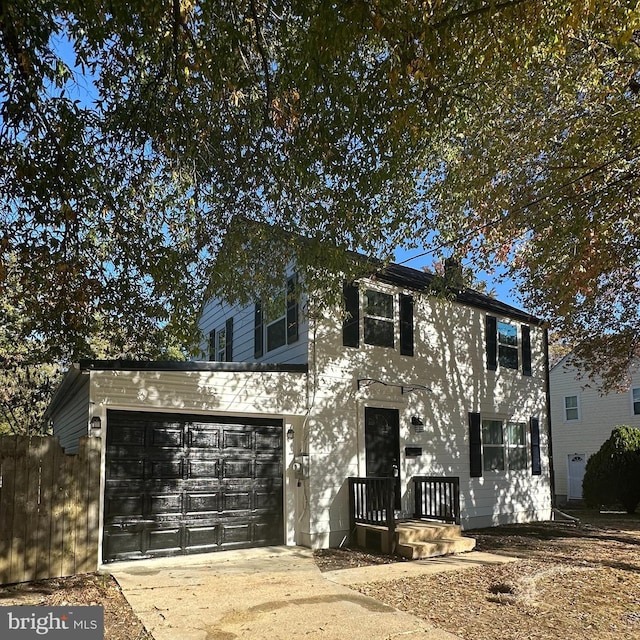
[521,325,532,376]
[486,315,497,371]
[286,275,299,343]
[225,317,234,361]
[343,282,360,347]
[208,330,215,361]
[469,412,482,478]
[530,417,541,475]
[399,294,414,356]
[254,302,263,358]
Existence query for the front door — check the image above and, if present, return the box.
[568,453,587,500]
[365,407,401,509]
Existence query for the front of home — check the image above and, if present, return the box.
[47,261,552,565]
[550,355,640,504]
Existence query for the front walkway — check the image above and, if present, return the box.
[109,547,515,640]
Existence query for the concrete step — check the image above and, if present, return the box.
[395,521,462,544]
[397,536,477,560]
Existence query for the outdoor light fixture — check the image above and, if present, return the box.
[286,426,295,441]
[411,415,425,433]
[89,416,102,438]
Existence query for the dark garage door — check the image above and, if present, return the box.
[103,410,284,563]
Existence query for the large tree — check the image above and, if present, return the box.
[1,1,638,387]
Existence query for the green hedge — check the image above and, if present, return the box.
[583,426,640,514]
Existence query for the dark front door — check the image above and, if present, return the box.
[365,407,401,509]
[103,410,284,563]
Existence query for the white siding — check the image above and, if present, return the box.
[198,296,308,365]
[550,359,640,502]
[302,283,551,547]
[51,374,90,453]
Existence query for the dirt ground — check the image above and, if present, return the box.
[1,510,638,640]
[322,510,640,640]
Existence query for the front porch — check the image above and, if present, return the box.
[348,476,476,559]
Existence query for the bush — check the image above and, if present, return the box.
[582,425,640,514]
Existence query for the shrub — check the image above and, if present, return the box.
[582,425,640,514]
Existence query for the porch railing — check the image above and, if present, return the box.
[348,477,397,551]
[413,476,461,525]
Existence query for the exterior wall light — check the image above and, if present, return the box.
[286,426,295,441]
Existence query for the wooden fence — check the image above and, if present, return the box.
[0,436,101,585]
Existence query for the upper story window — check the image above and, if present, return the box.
[497,321,518,369]
[564,395,580,421]
[486,315,532,376]
[342,282,414,356]
[632,388,640,415]
[254,276,299,358]
[364,290,394,348]
[209,318,234,361]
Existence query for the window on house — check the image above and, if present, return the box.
[633,388,640,415]
[254,276,299,357]
[482,419,504,471]
[265,289,287,352]
[564,395,579,421]
[497,321,518,369]
[506,422,527,471]
[364,290,394,348]
[216,327,227,361]
[481,419,527,472]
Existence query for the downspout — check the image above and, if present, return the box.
[543,327,557,513]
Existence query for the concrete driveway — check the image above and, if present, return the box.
[110,547,513,640]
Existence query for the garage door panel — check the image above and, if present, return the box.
[149,426,184,448]
[222,430,252,450]
[189,426,220,448]
[104,411,284,562]
[149,493,183,516]
[188,460,219,478]
[186,492,220,514]
[107,458,145,480]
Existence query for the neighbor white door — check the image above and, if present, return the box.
[567,453,587,500]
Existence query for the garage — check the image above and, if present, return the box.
[103,410,284,563]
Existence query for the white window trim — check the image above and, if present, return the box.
[481,417,528,473]
[563,394,581,422]
[631,387,640,416]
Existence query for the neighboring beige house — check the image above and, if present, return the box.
[549,355,640,505]
[48,260,552,564]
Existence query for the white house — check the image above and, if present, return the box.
[549,355,640,504]
[47,259,552,564]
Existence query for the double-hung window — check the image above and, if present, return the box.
[564,395,579,421]
[632,388,640,415]
[254,275,299,358]
[486,316,532,375]
[364,290,394,348]
[342,282,414,355]
[481,419,528,472]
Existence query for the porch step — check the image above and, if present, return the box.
[395,520,463,544]
[397,535,477,560]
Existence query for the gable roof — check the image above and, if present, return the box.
[372,262,544,326]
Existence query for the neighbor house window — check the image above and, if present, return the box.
[209,318,234,361]
[216,326,227,361]
[364,289,394,348]
[481,419,527,472]
[497,321,518,369]
[633,388,640,415]
[564,395,579,421]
